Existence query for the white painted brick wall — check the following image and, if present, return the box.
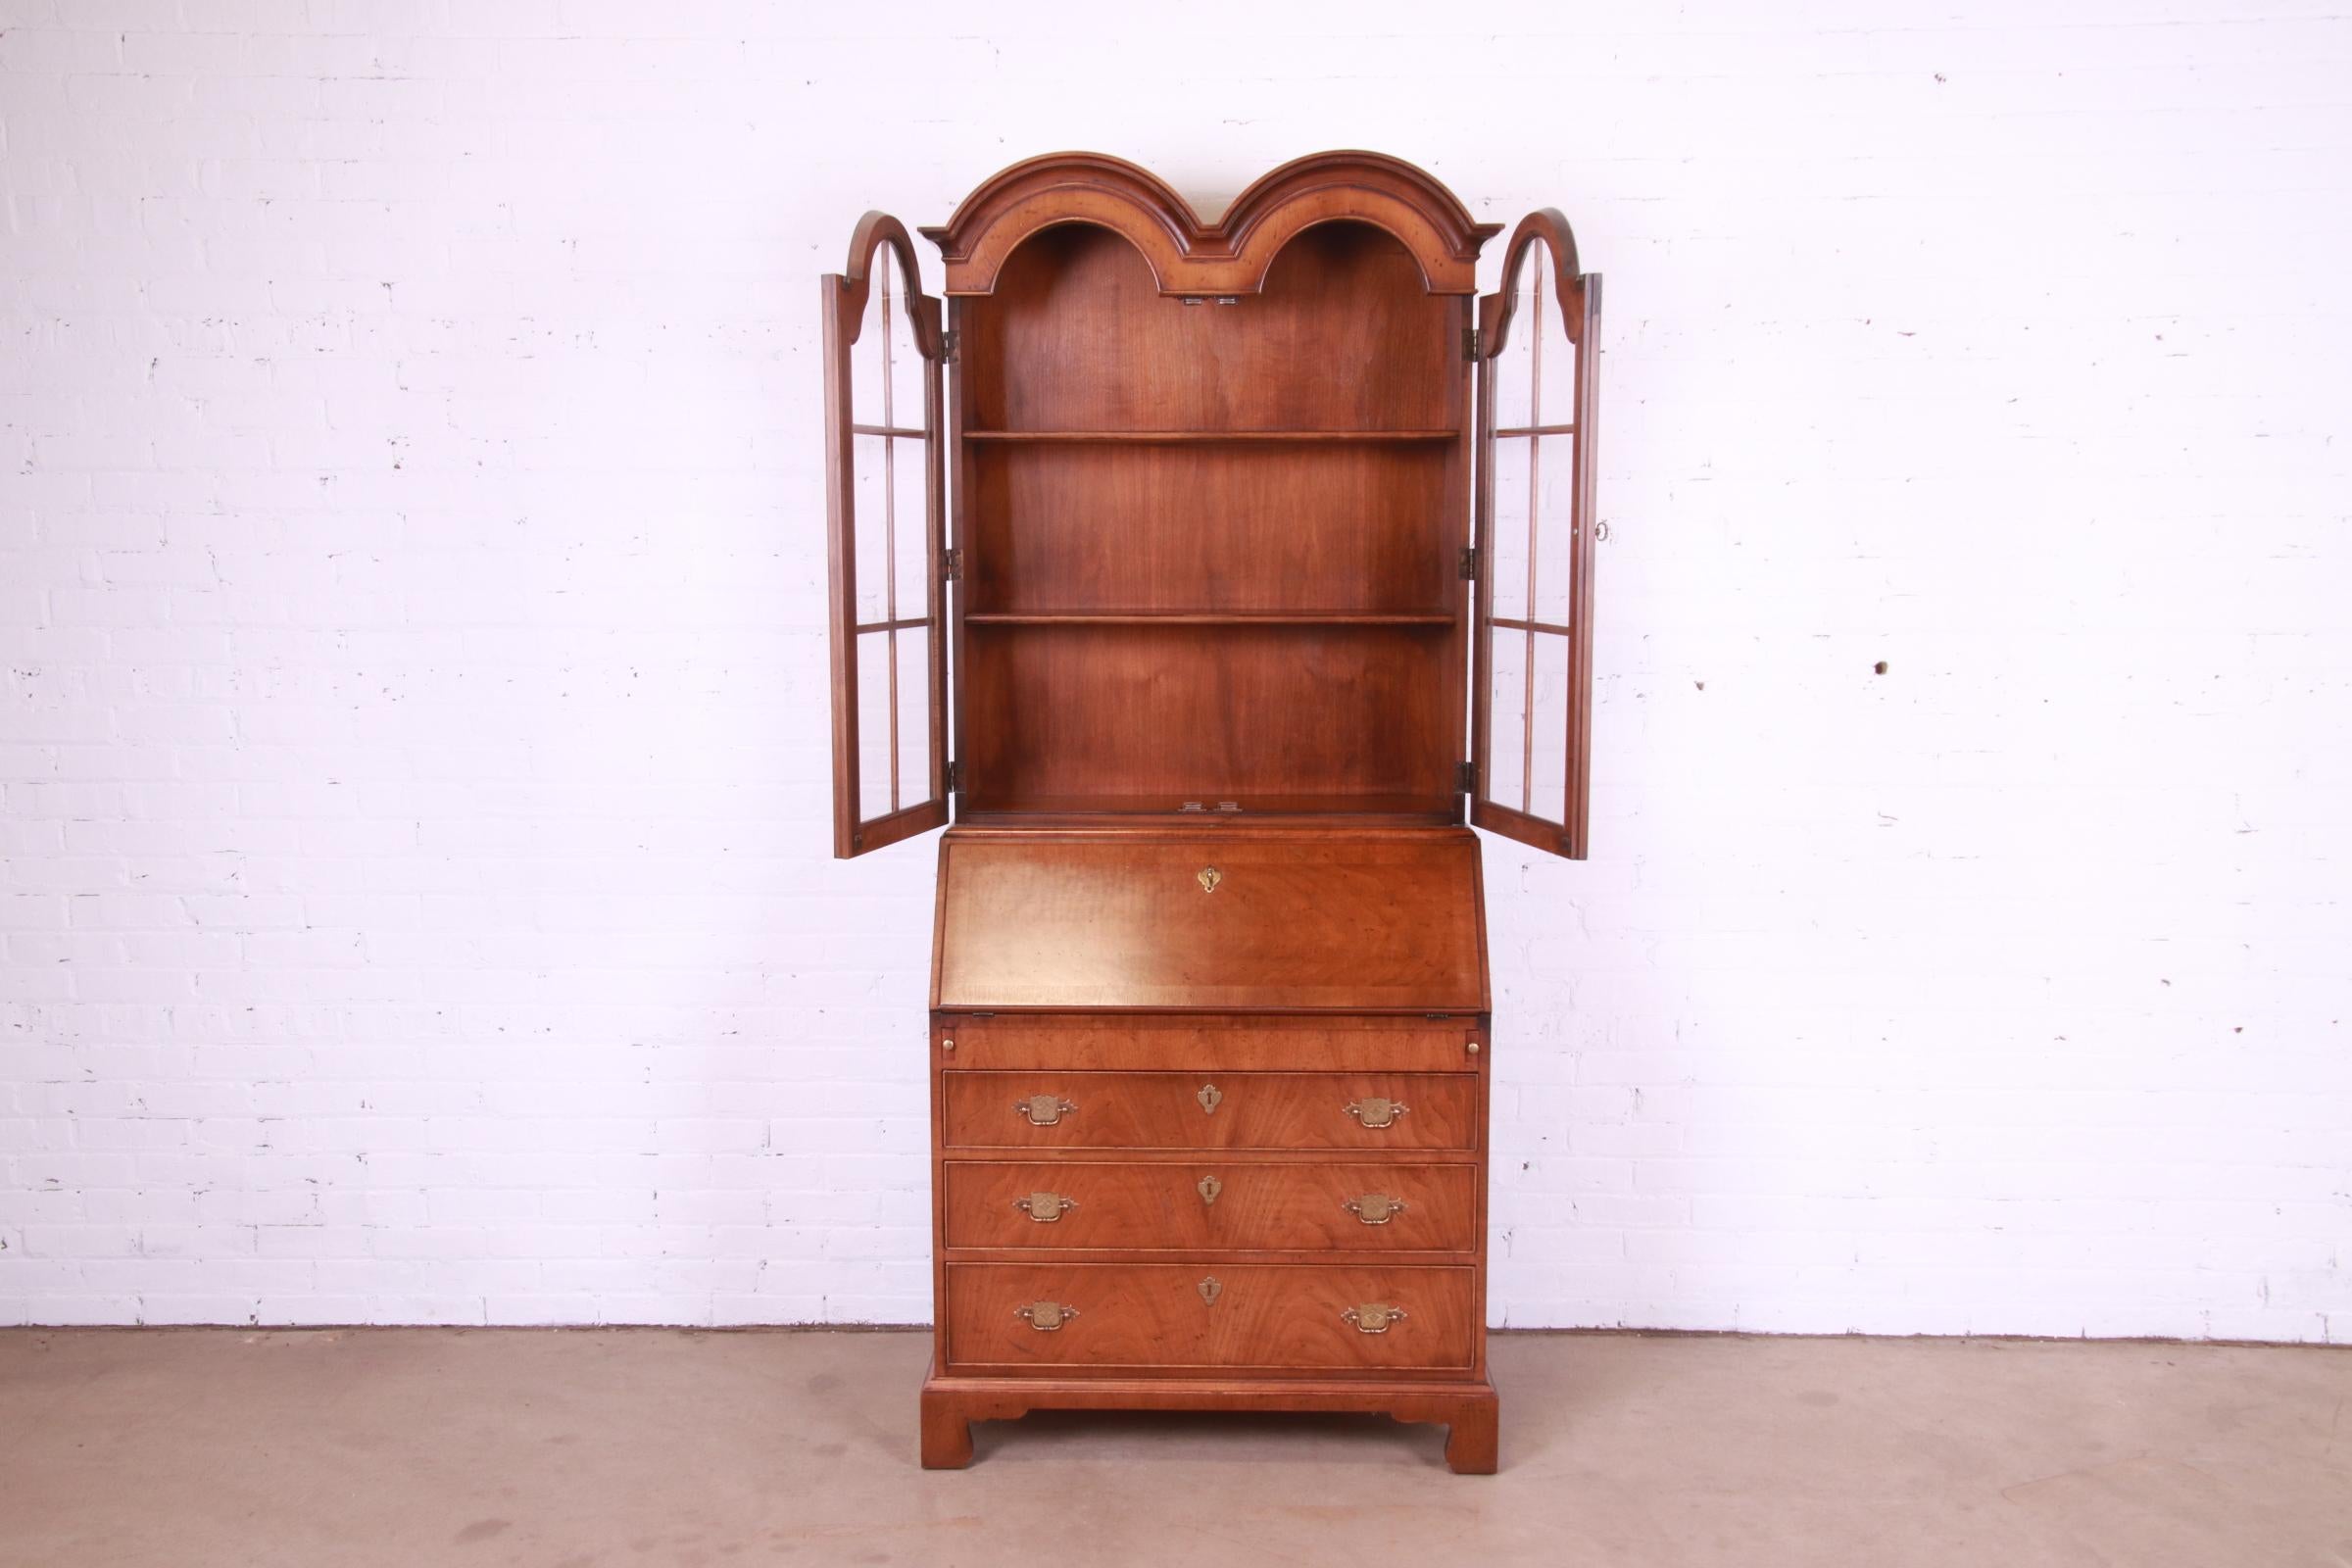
[2,1,2347,1338]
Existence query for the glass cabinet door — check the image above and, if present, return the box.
[1471,212,1600,859]
[822,214,950,858]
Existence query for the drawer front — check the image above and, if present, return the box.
[947,1262,1476,1373]
[942,1072,1478,1152]
[944,1160,1478,1252]
[940,1015,1478,1074]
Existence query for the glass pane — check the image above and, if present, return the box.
[850,251,888,426]
[895,625,933,800]
[886,248,928,434]
[857,631,893,819]
[1494,246,1542,430]
[1531,434,1578,629]
[1528,630,1571,825]
[1537,297,1578,428]
[851,432,890,623]
[890,433,930,624]
[1491,431,1532,622]
[1488,628,1528,814]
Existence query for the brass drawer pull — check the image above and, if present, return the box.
[1341,1302,1407,1335]
[1013,1192,1075,1223]
[1014,1300,1076,1332]
[1344,1098,1407,1129]
[1343,1194,1406,1225]
[1196,1082,1222,1114]
[1014,1095,1076,1126]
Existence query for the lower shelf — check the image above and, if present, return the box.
[920,1365,1500,1473]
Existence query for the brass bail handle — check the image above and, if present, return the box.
[1014,1094,1077,1127]
[1013,1192,1074,1223]
[1344,1098,1408,1129]
[1015,1300,1076,1332]
[1343,1193,1405,1225]
[1342,1302,1407,1335]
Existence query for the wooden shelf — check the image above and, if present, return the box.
[963,610,1455,627]
[962,429,1458,445]
[956,792,1457,822]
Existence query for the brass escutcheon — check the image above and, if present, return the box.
[1014,1192,1073,1223]
[1198,1276,1222,1305]
[1344,1098,1406,1129]
[1197,866,1221,894]
[1196,1082,1222,1114]
[1344,1193,1404,1225]
[1015,1094,1076,1127]
[1196,1174,1222,1206]
[1015,1300,1075,1332]
[1342,1302,1406,1335]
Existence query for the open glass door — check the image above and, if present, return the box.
[823,214,950,858]
[1471,212,1600,858]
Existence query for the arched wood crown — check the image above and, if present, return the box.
[918,151,1503,297]
[828,211,948,359]
[1477,208,1589,354]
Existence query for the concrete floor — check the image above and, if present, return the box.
[1,1329,2347,1567]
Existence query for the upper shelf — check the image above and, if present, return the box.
[963,610,1454,626]
[961,429,1458,445]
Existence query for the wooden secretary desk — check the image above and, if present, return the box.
[820,152,1600,1473]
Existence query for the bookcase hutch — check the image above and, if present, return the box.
[821,151,1601,1473]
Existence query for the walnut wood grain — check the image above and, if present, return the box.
[932,831,1487,1012]
[808,151,1605,1475]
[942,1071,1477,1152]
[961,439,1451,614]
[943,1160,1477,1251]
[920,150,1499,297]
[939,1015,1478,1073]
[945,1262,1477,1374]
[919,1365,1498,1472]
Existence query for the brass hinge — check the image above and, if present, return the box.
[942,548,961,582]
[1462,326,1481,360]
[940,328,957,363]
[946,760,962,792]
[1456,760,1476,794]
[1458,546,1477,580]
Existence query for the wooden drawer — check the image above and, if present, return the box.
[943,1160,1478,1252]
[946,1262,1476,1373]
[938,1014,1479,1073]
[941,1072,1477,1152]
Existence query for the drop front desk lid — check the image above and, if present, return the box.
[931,829,1488,1012]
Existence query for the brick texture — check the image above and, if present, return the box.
[1,2,2347,1337]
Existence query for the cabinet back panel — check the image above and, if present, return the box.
[961,624,1453,811]
[956,218,1464,813]
[963,221,1453,432]
[965,443,1449,613]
